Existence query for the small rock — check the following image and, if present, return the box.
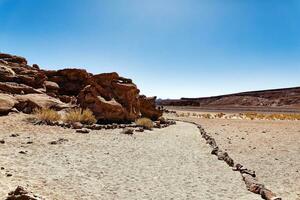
[76,128,90,134]
[1,167,4,170]
[71,122,83,129]
[6,173,12,177]
[19,151,27,154]
[0,139,5,144]
[57,121,65,127]
[121,128,134,135]
[49,138,68,145]
[135,127,144,132]
[10,134,19,137]
[119,124,125,129]
[26,141,33,144]
[158,117,167,124]
[6,186,44,200]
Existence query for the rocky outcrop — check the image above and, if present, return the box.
[0,52,162,122]
[44,68,90,96]
[0,58,46,88]
[78,84,127,122]
[0,53,27,65]
[139,95,163,120]
[78,73,141,122]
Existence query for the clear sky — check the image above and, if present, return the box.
[0,0,299,98]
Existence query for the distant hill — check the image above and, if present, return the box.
[158,87,300,110]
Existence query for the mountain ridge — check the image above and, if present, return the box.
[158,86,300,109]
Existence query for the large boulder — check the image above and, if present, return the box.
[139,95,163,120]
[0,94,18,114]
[78,72,140,122]
[43,80,60,96]
[15,93,70,113]
[78,85,126,122]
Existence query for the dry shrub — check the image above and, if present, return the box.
[34,108,61,123]
[200,113,212,119]
[64,108,97,125]
[243,112,300,121]
[216,113,225,118]
[135,117,153,129]
[179,113,185,117]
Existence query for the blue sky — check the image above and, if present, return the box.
[0,0,299,98]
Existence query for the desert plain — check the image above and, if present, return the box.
[0,108,299,199]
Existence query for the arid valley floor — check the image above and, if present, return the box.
[0,110,299,199]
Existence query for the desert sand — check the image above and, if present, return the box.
[0,113,262,200]
[167,109,300,200]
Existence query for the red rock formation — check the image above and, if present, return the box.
[0,53,27,65]
[0,52,162,122]
[139,95,163,120]
[0,82,43,94]
[44,68,90,96]
[0,58,46,88]
[78,72,141,122]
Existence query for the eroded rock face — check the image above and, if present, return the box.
[44,68,90,96]
[0,82,42,94]
[78,72,141,122]
[0,57,46,89]
[0,52,162,122]
[139,95,162,120]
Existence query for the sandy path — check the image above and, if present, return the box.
[0,114,259,199]
[174,115,300,200]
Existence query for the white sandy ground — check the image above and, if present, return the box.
[171,112,300,200]
[0,113,260,200]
